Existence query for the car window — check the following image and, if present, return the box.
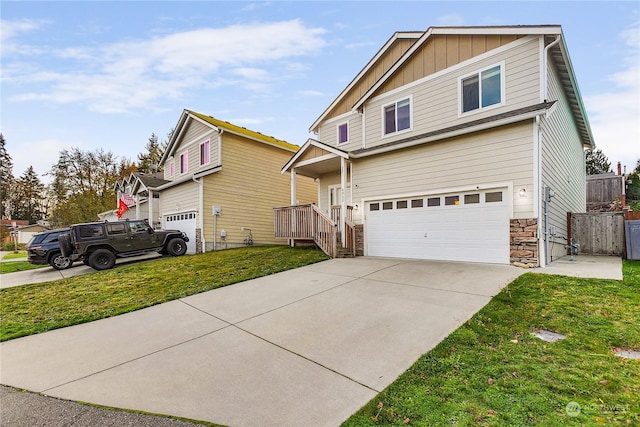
[44,232,63,243]
[128,222,150,233]
[78,225,104,239]
[107,223,127,234]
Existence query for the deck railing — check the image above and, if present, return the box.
[274,204,337,257]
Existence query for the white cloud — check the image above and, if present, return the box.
[296,89,324,97]
[4,19,327,114]
[436,14,465,27]
[585,24,640,171]
[11,138,77,183]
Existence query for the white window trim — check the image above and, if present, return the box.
[169,160,175,178]
[458,61,506,117]
[200,140,211,166]
[381,95,413,138]
[337,122,349,145]
[179,151,189,174]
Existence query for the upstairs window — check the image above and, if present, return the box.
[461,64,503,114]
[200,140,210,165]
[169,161,175,177]
[180,152,188,174]
[383,97,411,135]
[338,123,349,144]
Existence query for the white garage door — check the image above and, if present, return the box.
[163,211,197,254]
[366,189,509,264]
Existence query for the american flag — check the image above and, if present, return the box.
[120,193,136,207]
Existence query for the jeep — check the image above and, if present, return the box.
[59,219,189,270]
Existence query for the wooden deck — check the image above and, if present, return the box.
[274,204,355,258]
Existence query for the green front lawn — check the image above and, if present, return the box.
[0,246,328,342]
[344,260,640,426]
[2,251,27,260]
[0,261,46,274]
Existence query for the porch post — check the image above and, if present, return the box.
[340,157,346,247]
[290,168,297,205]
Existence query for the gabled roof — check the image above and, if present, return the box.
[309,31,423,132]
[160,109,299,165]
[281,138,348,174]
[311,25,594,149]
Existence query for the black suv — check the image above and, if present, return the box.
[59,219,189,270]
[26,228,74,270]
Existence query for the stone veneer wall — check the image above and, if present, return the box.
[510,219,539,267]
[354,224,364,256]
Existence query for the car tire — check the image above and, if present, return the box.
[49,252,73,270]
[166,238,187,256]
[88,249,116,270]
[58,233,73,257]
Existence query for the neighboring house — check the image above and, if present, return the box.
[115,110,316,254]
[114,172,168,227]
[17,224,47,244]
[1,219,28,245]
[278,25,595,267]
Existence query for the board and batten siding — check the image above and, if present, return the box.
[540,59,587,261]
[202,133,316,247]
[352,122,535,222]
[361,36,541,151]
[163,120,221,180]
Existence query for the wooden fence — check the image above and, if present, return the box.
[570,212,625,255]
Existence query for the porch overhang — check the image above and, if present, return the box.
[281,138,349,179]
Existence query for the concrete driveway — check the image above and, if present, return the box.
[0,258,523,426]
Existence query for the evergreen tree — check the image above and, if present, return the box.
[585,148,611,175]
[12,166,45,223]
[0,133,14,219]
[137,133,164,173]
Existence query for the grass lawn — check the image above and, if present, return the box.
[2,251,27,260]
[0,246,328,342]
[344,260,640,426]
[0,261,46,274]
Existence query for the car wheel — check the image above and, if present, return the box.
[49,252,73,270]
[58,233,73,257]
[88,249,116,270]
[167,238,187,256]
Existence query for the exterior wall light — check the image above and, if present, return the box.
[519,187,527,197]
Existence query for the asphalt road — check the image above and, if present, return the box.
[0,385,205,426]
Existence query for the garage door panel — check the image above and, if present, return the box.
[163,212,197,254]
[366,189,509,264]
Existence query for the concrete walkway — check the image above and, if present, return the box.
[0,258,525,426]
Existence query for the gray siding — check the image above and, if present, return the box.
[317,111,362,152]
[540,60,587,261]
[159,181,200,216]
[361,37,541,150]
[351,122,535,222]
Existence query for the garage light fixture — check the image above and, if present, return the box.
[519,187,527,197]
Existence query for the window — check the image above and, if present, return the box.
[445,195,460,206]
[411,199,423,208]
[169,161,174,177]
[396,200,408,209]
[107,223,126,234]
[461,64,503,113]
[180,152,188,174]
[338,123,349,144]
[200,140,210,165]
[427,197,441,207]
[382,202,393,210]
[486,192,503,203]
[464,194,480,204]
[383,97,411,135]
[370,203,380,211]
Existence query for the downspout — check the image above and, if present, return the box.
[535,115,545,267]
[538,34,560,267]
[193,175,204,253]
[361,108,366,149]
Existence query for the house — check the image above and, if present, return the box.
[116,110,316,254]
[277,25,595,267]
[16,223,47,244]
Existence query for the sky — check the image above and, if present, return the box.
[1,1,639,183]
